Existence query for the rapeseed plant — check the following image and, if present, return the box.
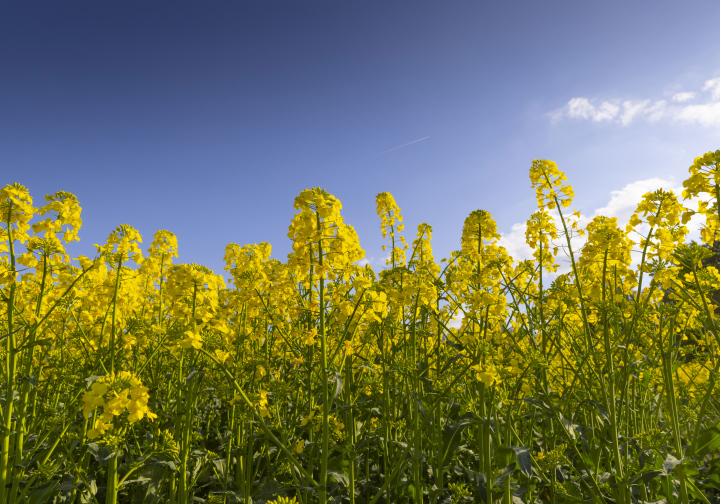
[0,151,719,504]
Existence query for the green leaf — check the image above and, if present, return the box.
[212,458,227,478]
[509,447,532,478]
[630,470,664,484]
[495,445,514,466]
[29,483,58,504]
[328,471,349,485]
[442,419,471,462]
[494,464,515,487]
[559,414,580,440]
[440,353,464,374]
[695,422,720,458]
[580,399,610,424]
[87,443,116,465]
[520,398,553,416]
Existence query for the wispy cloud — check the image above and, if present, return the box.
[672,92,695,103]
[704,78,720,100]
[549,76,720,127]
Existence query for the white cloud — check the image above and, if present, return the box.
[673,102,720,127]
[703,77,720,101]
[620,100,650,125]
[645,100,668,122]
[565,97,594,119]
[499,177,705,273]
[672,92,695,102]
[565,98,619,122]
[550,74,720,127]
[594,102,620,122]
[593,177,677,223]
[498,222,532,263]
[358,254,392,268]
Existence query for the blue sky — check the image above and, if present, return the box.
[3,1,720,275]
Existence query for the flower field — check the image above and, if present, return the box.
[2,151,720,504]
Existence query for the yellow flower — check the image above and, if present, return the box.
[256,389,270,417]
[301,329,317,346]
[529,159,573,211]
[371,291,387,313]
[80,372,155,436]
[180,330,203,350]
[214,350,230,363]
[472,363,500,387]
[267,497,298,504]
[287,188,365,280]
[87,418,112,440]
[331,415,345,436]
[292,439,306,454]
[301,411,315,426]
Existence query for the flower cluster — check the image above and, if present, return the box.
[529,158,574,210]
[81,371,156,440]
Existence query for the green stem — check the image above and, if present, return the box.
[106,453,119,504]
[317,211,330,504]
[601,253,626,504]
[0,204,18,504]
[109,259,123,375]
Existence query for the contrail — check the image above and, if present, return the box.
[359,136,430,161]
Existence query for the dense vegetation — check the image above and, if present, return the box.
[2,150,720,504]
